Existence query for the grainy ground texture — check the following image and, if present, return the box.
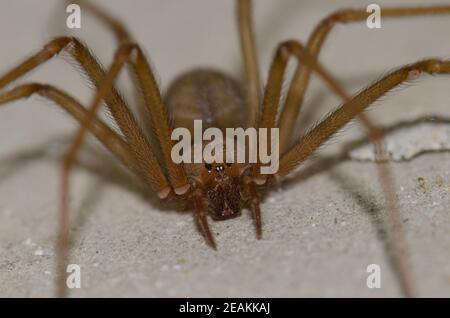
[1,0,450,297]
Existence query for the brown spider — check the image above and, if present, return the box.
[1,0,450,298]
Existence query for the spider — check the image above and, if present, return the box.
[1,0,450,298]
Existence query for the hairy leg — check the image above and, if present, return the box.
[278,5,450,148]
[57,43,148,297]
[237,0,261,127]
[193,188,216,249]
[0,37,170,195]
[0,38,176,297]
[125,46,190,194]
[0,83,138,173]
[56,37,202,293]
[69,1,190,193]
[70,0,132,43]
[273,11,450,277]
[253,40,352,182]
[78,1,262,239]
[260,39,417,296]
[248,38,354,241]
[278,59,450,175]
[235,1,396,251]
[69,1,218,249]
[244,179,262,239]
[277,60,450,296]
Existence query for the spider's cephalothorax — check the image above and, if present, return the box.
[165,69,247,220]
[204,163,242,220]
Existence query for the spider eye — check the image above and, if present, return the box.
[216,165,225,172]
[226,162,232,167]
[204,163,213,172]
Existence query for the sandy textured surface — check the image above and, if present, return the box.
[1,0,450,297]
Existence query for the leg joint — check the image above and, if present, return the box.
[114,42,140,63]
[43,37,77,55]
[323,9,360,26]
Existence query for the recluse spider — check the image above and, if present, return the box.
[1,0,450,297]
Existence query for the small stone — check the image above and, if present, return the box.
[349,122,450,162]
[34,248,44,256]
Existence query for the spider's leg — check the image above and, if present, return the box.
[278,59,450,175]
[0,39,173,297]
[262,39,418,297]
[253,40,348,182]
[278,58,450,297]
[278,5,450,148]
[70,0,132,43]
[64,2,191,193]
[244,180,262,239]
[0,83,138,174]
[0,37,170,194]
[57,43,151,298]
[193,190,216,249]
[235,38,344,240]
[237,0,261,127]
[70,0,157,143]
[57,41,195,294]
[120,45,190,194]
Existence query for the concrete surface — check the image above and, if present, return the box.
[1,0,450,297]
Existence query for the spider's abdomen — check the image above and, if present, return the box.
[164,69,245,134]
